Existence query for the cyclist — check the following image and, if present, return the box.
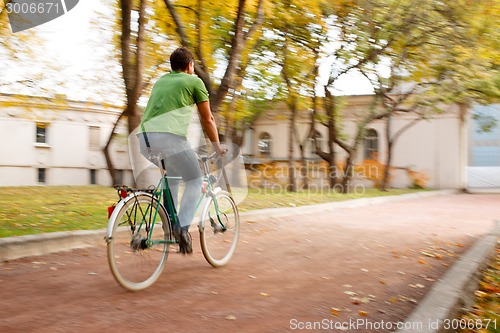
[137,47,225,254]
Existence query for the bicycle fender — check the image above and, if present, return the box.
[197,187,223,231]
[104,191,153,243]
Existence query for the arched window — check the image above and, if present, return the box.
[258,132,272,157]
[307,130,323,158]
[364,129,379,160]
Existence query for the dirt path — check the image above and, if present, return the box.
[1,193,499,333]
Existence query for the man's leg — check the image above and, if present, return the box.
[165,148,202,254]
[167,149,203,230]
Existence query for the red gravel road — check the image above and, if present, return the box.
[1,193,499,333]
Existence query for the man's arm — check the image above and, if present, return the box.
[197,101,225,155]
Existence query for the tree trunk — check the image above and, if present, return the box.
[325,88,338,188]
[380,113,392,191]
[341,153,354,193]
[287,105,297,192]
[104,0,146,184]
[103,111,126,185]
[380,141,392,191]
[298,143,308,190]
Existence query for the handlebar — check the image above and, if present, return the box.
[196,150,218,163]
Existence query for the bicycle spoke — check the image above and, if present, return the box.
[200,191,239,267]
[107,193,171,291]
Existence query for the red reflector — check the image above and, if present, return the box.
[108,206,115,218]
[120,189,127,198]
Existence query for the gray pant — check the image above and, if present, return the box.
[138,132,202,231]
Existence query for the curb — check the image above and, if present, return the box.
[0,189,456,262]
[239,189,457,221]
[0,229,105,262]
[394,220,500,333]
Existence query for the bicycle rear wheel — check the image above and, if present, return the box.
[199,190,240,267]
[106,193,171,291]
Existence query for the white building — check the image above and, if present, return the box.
[243,96,500,190]
[0,94,133,186]
[1,93,498,190]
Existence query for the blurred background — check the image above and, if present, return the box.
[0,0,499,193]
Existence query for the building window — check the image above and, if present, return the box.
[89,126,100,150]
[36,123,47,144]
[258,132,272,157]
[364,129,379,160]
[307,130,323,158]
[90,169,97,185]
[38,168,46,184]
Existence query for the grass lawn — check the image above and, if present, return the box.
[0,186,425,238]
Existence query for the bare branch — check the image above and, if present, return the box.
[163,0,191,48]
[244,0,264,41]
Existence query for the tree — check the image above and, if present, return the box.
[316,0,418,192]
[0,0,60,96]
[359,0,500,190]
[104,0,181,184]
[257,0,326,191]
[163,0,264,115]
[103,0,147,184]
[315,0,499,192]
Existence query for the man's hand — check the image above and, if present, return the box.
[214,143,228,156]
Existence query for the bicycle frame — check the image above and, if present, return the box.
[109,154,226,247]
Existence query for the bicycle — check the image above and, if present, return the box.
[104,151,240,291]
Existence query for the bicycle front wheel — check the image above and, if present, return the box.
[199,190,240,267]
[106,193,171,291]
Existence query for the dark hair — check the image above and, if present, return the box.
[170,47,194,71]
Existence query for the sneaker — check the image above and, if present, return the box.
[178,229,193,254]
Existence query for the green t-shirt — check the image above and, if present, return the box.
[139,71,209,137]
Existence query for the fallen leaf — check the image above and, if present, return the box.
[358,311,368,317]
[387,297,399,303]
[226,315,236,320]
[420,251,435,258]
[359,297,372,304]
[330,308,340,316]
[260,292,270,297]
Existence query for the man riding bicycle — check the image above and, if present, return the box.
[137,47,225,254]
